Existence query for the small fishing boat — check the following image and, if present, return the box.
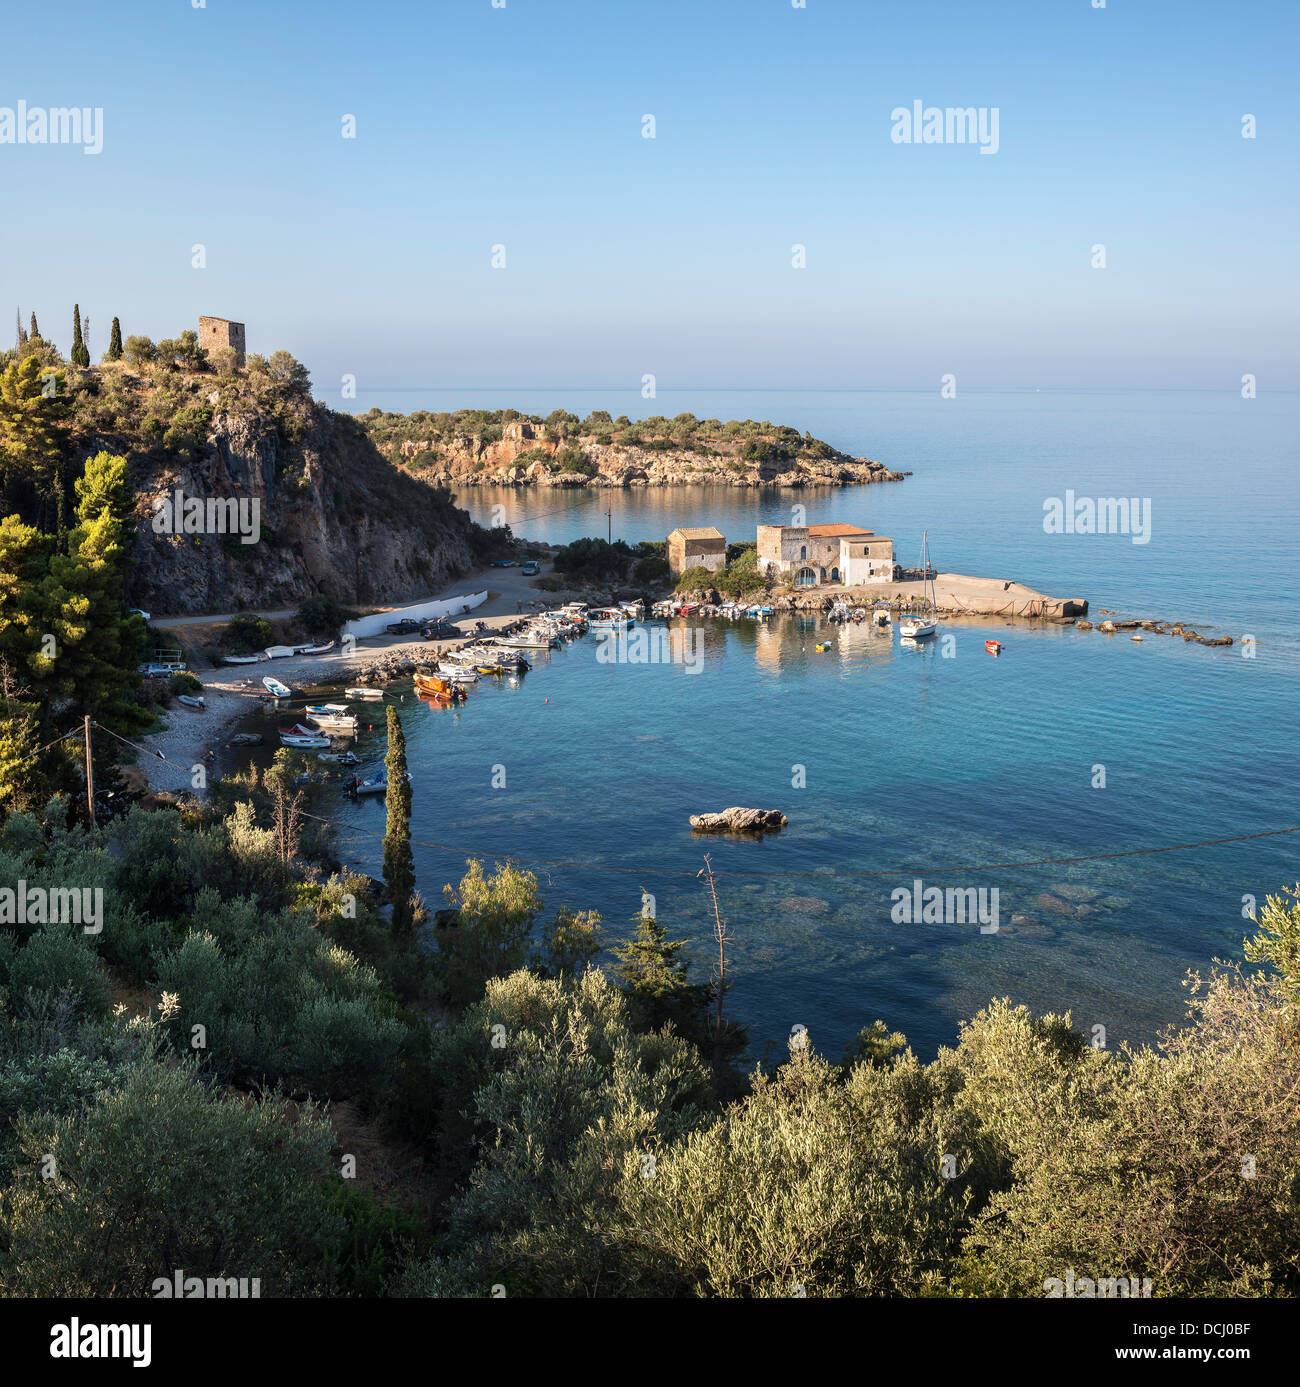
[296,640,335,655]
[985,639,1003,656]
[308,713,358,733]
[227,732,263,747]
[263,676,292,698]
[872,602,892,628]
[348,769,388,796]
[437,662,478,681]
[305,703,350,716]
[223,653,265,664]
[415,673,468,702]
[317,750,360,765]
[1131,634,1143,642]
[344,687,384,700]
[264,645,295,659]
[815,642,833,653]
[281,732,331,749]
[588,607,633,629]
[176,693,206,709]
[279,723,319,737]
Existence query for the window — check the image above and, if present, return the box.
[799,545,807,560]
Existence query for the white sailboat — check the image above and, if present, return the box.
[899,531,939,640]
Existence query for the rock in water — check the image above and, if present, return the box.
[689,807,788,834]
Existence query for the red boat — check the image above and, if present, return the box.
[985,639,1002,656]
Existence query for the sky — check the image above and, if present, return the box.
[1,0,1296,394]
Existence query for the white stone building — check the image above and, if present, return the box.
[755,522,895,587]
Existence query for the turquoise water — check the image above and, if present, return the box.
[327,389,1298,1060]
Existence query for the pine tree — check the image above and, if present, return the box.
[106,317,123,362]
[0,356,68,538]
[382,705,415,937]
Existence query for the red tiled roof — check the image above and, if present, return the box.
[807,524,874,537]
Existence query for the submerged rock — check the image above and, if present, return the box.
[690,807,788,834]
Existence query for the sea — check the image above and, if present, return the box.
[313,387,1298,1063]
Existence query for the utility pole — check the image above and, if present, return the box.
[83,715,95,830]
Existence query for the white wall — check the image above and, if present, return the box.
[342,590,489,641]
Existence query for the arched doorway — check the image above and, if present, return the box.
[796,567,817,587]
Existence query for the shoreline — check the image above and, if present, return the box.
[132,559,1225,800]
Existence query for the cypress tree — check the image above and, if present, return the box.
[106,317,123,362]
[382,705,415,937]
[71,305,89,367]
[29,312,38,341]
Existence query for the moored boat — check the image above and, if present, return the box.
[415,672,468,702]
[281,732,330,749]
[344,687,384,700]
[308,714,358,733]
[348,769,388,796]
[985,639,1002,656]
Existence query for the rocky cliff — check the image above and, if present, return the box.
[365,414,905,489]
[64,366,486,616]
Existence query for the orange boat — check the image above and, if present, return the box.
[415,673,467,702]
[985,639,1002,656]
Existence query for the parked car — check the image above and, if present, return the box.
[128,607,151,622]
[521,561,540,576]
[138,662,181,678]
[385,618,422,634]
[420,621,459,640]
[490,559,518,568]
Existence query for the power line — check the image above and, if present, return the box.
[92,722,1300,882]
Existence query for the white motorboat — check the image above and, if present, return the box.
[344,687,384,700]
[263,676,292,698]
[308,714,358,733]
[281,732,330,749]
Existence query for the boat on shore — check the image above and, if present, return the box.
[176,693,206,709]
[264,645,295,659]
[296,640,335,655]
[263,676,293,698]
[223,653,266,664]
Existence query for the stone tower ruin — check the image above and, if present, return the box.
[198,316,246,366]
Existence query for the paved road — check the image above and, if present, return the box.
[150,563,556,628]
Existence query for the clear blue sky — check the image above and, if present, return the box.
[2,0,1296,392]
